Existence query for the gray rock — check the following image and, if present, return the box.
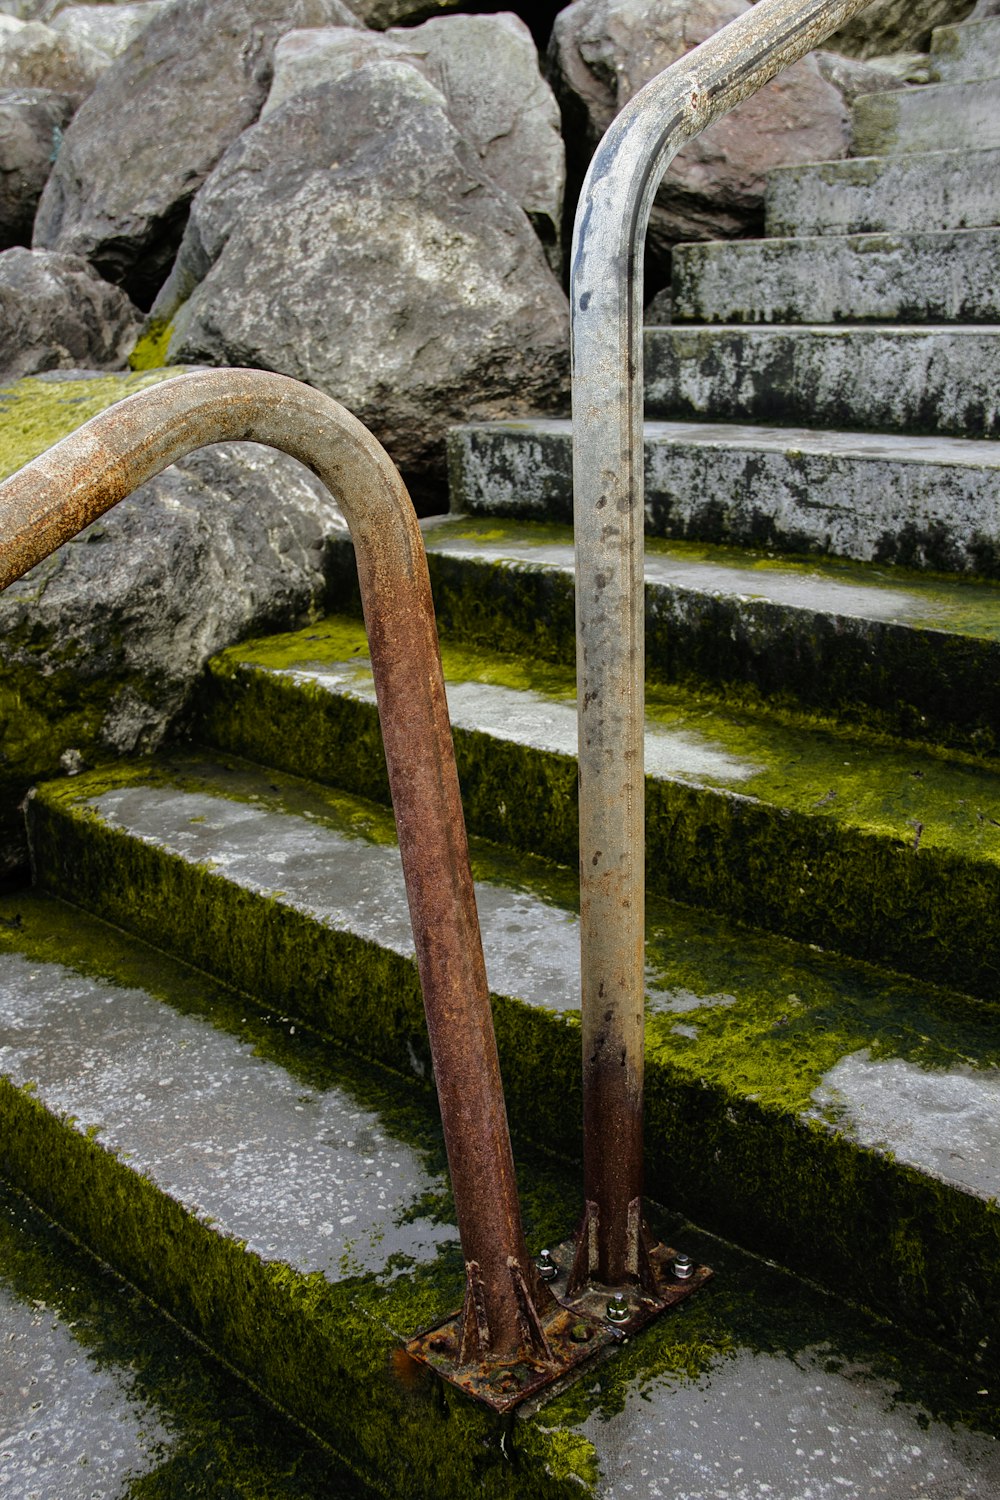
[50,2,169,58]
[813,49,917,103]
[0,374,348,871]
[32,0,362,307]
[343,0,459,23]
[971,0,1000,17]
[0,245,138,378]
[824,0,977,59]
[264,14,565,264]
[0,18,108,101]
[549,0,850,265]
[0,86,72,248]
[156,61,569,500]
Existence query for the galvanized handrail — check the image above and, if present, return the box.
[0,367,550,1368]
[571,0,872,1288]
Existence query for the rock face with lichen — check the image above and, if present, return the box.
[550,0,851,270]
[0,369,351,875]
[32,0,362,306]
[0,244,139,377]
[152,59,569,503]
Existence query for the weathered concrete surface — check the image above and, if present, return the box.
[31,0,362,306]
[548,0,850,257]
[765,147,1000,236]
[0,245,139,379]
[671,227,1000,323]
[262,14,565,262]
[931,14,1000,78]
[447,418,1000,572]
[852,78,1000,156]
[0,17,107,101]
[644,324,1000,437]
[159,62,569,500]
[0,1179,368,1498]
[0,85,73,248]
[24,753,1000,1374]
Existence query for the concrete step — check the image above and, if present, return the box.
[0,1177,360,1497]
[644,324,1000,437]
[931,16,1000,83]
[18,783,1000,1386]
[765,148,1000,238]
[327,514,1000,754]
[447,417,1000,575]
[851,79,1000,158]
[174,621,1000,999]
[670,228,1000,324]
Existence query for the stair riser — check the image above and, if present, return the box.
[21,806,1000,1376]
[192,664,1000,1004]
[448,423,1000,576]
[765,150,1000,238]
[852,81,1000,158]
[645,327,1000,438]
[931,18,1000,83]
[327,535,1000,756]
[671,231,1000,324]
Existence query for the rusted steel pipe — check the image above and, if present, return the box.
[571,0,873,1286]
[0,367,549,1362]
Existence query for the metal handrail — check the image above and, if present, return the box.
[571,0,872,1288]
[0,368,550,1371]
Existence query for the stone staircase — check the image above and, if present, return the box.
[4,13,1000,1499]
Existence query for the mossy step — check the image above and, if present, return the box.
[764,148,1000,238]
[0,1179,369,1498]
[670,229,1000,324]
[447,418,1000,574]
[851,80,1000,158]
[931,17,1000,84]
[191,616,1000,1000]
[644,325,1000,438]
[20,766,1000,1374]
[326,515,1000,754]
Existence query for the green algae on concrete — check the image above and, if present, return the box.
[0,1180,375,1499]
[197,613,1000,1002]
[21,759,1000,1368]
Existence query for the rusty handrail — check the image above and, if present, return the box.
[571,0,873,1289]
[0,367,550,1370]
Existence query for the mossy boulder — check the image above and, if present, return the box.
[0,369,350,875]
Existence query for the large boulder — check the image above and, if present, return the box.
[0,86,72,248]
[343,0,459,24]
[0,367,350,875]
[549,0,851,271]
[824,0,977,58]
[32,0,363,307]
[264,14,565,265]
[0,17,108,101]
[0,245,139,378]
[149,61,569,505]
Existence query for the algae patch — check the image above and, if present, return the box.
[0,370,183,481]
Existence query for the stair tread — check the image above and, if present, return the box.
[3,903,1000,1497]
[0,1176,350,1498]
[22,756,1000,1374]
[209,613,1000,858]
[764,146,1000,238]
[671,227,1000,324]
[422,515,1000,639]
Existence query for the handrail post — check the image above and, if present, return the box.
[0,369,555,1391]
[570,0,872,1290]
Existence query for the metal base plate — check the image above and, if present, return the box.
[404,1239,711,1414]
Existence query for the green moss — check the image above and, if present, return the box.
[129,320,175,371]
[0,370,182,481]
